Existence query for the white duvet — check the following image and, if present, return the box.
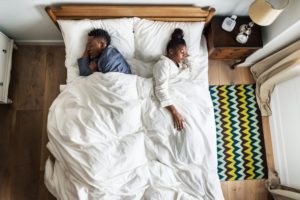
[45,56,224,200]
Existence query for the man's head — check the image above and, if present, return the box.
[87,29,111,58]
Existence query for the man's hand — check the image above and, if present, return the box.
[166,105,185,131]
[83,45,89,58]
[82,37,93,58]
[89,60,97,72]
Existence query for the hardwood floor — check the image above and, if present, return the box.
[0,46,273,200]
[0,45,65,200]
[209,60,274,200]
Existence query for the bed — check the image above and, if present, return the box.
[44,5,224,200]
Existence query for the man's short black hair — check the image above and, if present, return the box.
[88,29,111,46]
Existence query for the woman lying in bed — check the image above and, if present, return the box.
[78,28,131,75]
[153,28,188,131]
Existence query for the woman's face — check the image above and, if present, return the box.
[168,45,188,64]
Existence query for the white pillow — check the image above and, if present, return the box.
[126,58,155,78]
[133,18,205,62]
[57,18,135,83]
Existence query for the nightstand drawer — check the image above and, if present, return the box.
[209,48,257,60]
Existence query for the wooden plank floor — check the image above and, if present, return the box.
[0,46,274,200]
[209,60,274,200]
[0,45,66,200]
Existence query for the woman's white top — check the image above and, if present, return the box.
[153,55,188,107]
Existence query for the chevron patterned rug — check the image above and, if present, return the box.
[209,84,268,181]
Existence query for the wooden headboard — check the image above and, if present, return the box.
[46,5,215,29]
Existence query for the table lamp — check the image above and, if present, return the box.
[236,0,289,44]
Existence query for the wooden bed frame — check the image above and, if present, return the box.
[45,5,215,29]
[44,5,216,196]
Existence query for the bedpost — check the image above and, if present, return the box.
[205,7,216,26]
[45,6,59,29]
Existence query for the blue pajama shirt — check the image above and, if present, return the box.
[77,45,131,76]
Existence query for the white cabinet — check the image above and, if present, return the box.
[0,31,13,103]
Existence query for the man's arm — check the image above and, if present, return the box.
[78,57,93,76]
[77,47,98,76]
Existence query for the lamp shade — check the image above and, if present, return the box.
[249,0,289,26]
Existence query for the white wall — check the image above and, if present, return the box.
[243,0,300,66]
[1,0,299,61]
[269,75,300,189]
[195,0,253,16]
[0,0,253,42]
[263,0,300,44]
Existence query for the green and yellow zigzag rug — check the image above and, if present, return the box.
[209,84,268,181]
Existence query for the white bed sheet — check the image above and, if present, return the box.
[45,39,224,199]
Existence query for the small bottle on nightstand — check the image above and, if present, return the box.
[236,22,254,44]
[221,15,237,32]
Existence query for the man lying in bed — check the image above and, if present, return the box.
[78,29,131,76]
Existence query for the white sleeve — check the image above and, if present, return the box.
[153,61,173,107]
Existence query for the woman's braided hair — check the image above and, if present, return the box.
[166,28,186,53]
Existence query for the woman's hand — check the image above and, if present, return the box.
[166,105,184,131]
[172,110,184,131]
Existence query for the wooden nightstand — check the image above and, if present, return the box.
[206,16,263,69]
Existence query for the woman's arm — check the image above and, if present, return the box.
[153,61,173,107]
[153,60,184,131]
[166,105,184,131]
